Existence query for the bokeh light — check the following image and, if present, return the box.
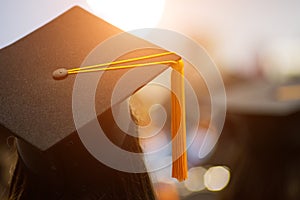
[204,166,230,191]
[184,167,207,192]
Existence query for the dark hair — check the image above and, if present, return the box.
[8,108,156,200]
[8,154,155,200]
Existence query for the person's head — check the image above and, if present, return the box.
[7,108,155,200]
[0,7,185,200]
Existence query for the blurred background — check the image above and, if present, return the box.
[1,0,300,199]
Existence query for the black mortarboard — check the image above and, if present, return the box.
[0,7,189,199]
[0,6,180,152]
[223,79,300,159]
[220,81,300,200]
[226,80,300,116]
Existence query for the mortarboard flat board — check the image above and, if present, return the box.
[225,80,300,116]
[220,82,300,200]
[0,6,180,151]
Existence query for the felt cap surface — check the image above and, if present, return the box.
[0,6,179,151]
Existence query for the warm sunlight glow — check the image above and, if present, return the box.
[86,0,165,31]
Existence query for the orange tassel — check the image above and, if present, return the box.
[67,51,188,181]
[171,59,188,181]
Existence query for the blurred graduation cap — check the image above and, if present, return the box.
[226,80,300,116]
[220,82,300,200]
[223,79,300,154]
[0,6,188,190]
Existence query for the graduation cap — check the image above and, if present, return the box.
[220,82,300,200]
[226,80,300,116]
[223,80,300,152]
[0,6,188,184]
